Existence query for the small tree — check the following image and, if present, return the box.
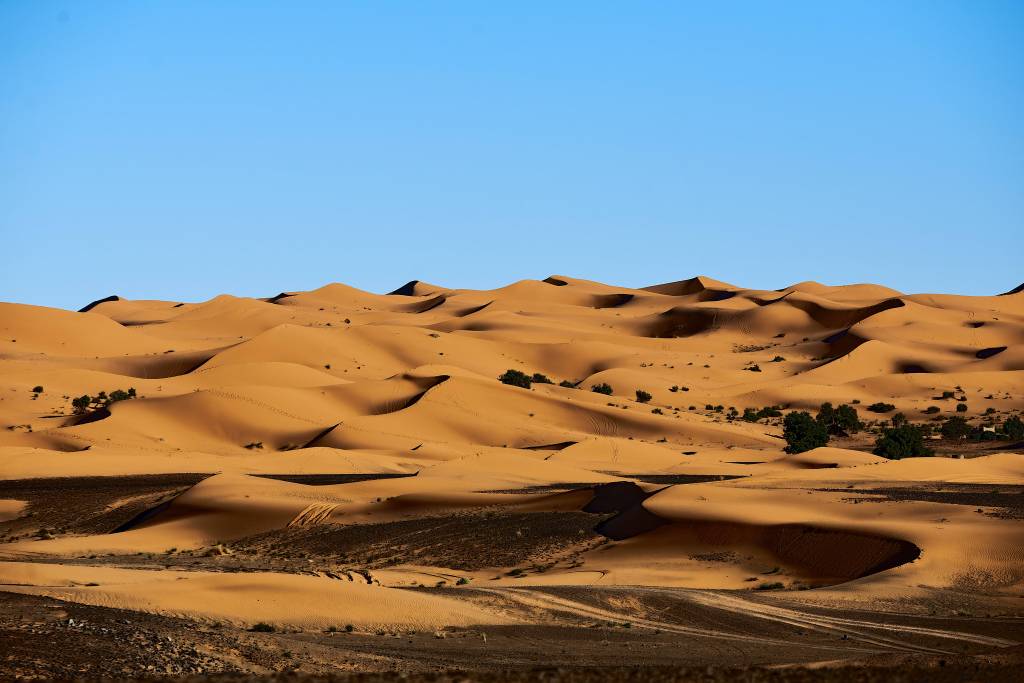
[72,395,91,414]
[873,424,932,459]
[1002,416,1024,441]
[591,383,613,395]
[940,416,971,440]
[635,389,652,403]
[498,369,532,389]
[108,389,132,403]
[955,403,967,413]
[816,402,861,436]
[783,411,829,454]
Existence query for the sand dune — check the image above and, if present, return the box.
[2,275,1022,663]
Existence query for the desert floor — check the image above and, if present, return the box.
[1,275,1022,681]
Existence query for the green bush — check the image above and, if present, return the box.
[955,403,967,413]
[635,389,652,403]
[591,383,613,395]
[72,395,91,414]
[783,411,829,454]
[1003,416,1024,441]
[873,424,933,459]
[816,402,861,436]
[867,402,895,413]
[32,385,43,393]
[559,380,576,388]
[923,406,940,415]
[498,369,532,389]
[940,416,971,440]
[742,406,782,423]
[531,373,554,385]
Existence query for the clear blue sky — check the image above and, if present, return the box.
[2,2,1022,310]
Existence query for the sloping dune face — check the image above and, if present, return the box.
[1,276,1023,631]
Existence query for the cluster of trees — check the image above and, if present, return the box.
[501,371,671,407]
[939,414,1024,442]
[872,414,932,459]
[741,406,782,422]
[783,404,933,459]
[782,401,1023,459]
[70,388,137,414]
[497,369,561,389]
[782,402,862,454]
[498,369,614,395]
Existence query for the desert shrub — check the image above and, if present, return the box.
[971,428,1001,442]
[755,582,784,591]
[531,373,554,385]
[108,389,132,403]
[923,406,940,415]
[498,369,532,389]
[635,389,652,403]
[245,441,263,450]
[1002,416,1024,441]
[783,411,829,454]
[345,624,354,632]
[70,388,136,414]
[250,622,275,632]
[745,364,762,372]
[705,404,714,410]
[559,380,576,388]
[32,385,43,393]
[940,390,955,400]
[591,383,613,395]
[742,406,782,423]
[867,402,895,413]
[873,424,933,459]
[456,577,469,585]
[669,385,679,392]
[940,416,972,440]
[956,403,967,413]
[651,408,663,415]
[72,395,91,414]
[816,402,861,436]
[771,356,785,362]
